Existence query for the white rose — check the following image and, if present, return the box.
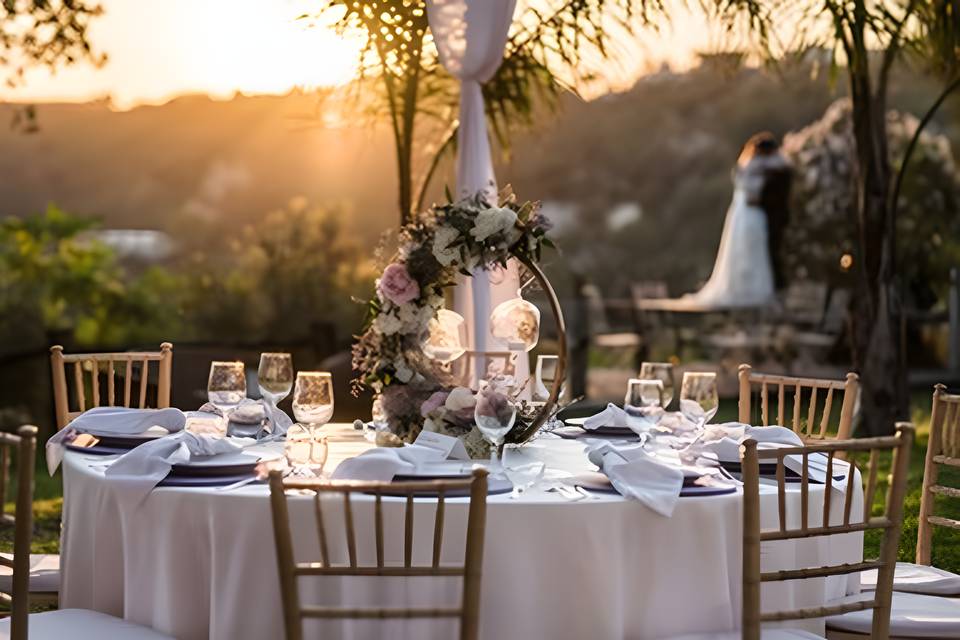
[470,206,517,242]
[398,303,420,328]
[423,417,440,432]
[445,386,476,412]
[432,226,461,266]
[374,312,402,335]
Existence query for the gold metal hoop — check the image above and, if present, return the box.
[503,253,567,444]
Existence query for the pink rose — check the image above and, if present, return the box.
[420,390,450,418]
[378,263,420,305]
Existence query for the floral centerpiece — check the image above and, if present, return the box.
[351,188,554,457]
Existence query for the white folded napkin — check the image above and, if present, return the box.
[585,441,684,516]
[331,444,448,482]
[46,407,187,474]
[104,431,249,505]
[686,424,803,463]
[583,403,651,435]
[655,410,701,433]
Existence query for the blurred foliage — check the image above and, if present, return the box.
[179,198,376,345]
[0,0,105,89]
[784,99,960,308]
[0,201,375,352]
[0,205,177,349]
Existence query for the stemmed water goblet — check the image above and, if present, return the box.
[532,354,561,406]
[207,361,246,433]
[258,352,293,438]
[284,424,329,477]
[639,362,675,408]
[474,384,517,466]
[679,372,719,431]
[624,378,665,412]
[292,371,334,437]
[502,444,545,499]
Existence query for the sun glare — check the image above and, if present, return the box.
[192,2,362,99]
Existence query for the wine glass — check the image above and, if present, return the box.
[502,444,545,499]
[624,378,664,412]
[679,372,719,430]
[292,371,334,437]
[284,424,329,476]
[208,361,246,424]
[258,353,293,436]
[532,354,560,405]
[474,386,517,465]
[639,362,675,408]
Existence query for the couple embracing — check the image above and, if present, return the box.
[686,133,792,308]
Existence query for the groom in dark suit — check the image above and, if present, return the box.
[754,134,792,291]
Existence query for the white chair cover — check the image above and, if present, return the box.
[861,561,960,596]
[425,0,529,391]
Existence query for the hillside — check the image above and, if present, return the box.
[1,60,954,295]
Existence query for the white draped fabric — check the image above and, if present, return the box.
[60,426,863,639]
[425,0,528,387]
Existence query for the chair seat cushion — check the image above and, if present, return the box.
[826,592,960,638]
[0,609,173,639]
[860,562,960,596]
[662,630,823,639]
[0,553,59,593]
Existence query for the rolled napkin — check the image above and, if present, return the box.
[46,406,187,474]
[331,444,448,482]
[104,431,249,505]
[583,403,651,435]
[585,441,684,516]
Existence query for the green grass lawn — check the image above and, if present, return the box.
[4,394,959,574]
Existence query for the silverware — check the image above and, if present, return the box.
[545,484,584,501]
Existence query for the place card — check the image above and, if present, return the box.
[413,430,470,460]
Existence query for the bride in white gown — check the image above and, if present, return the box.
[683,134,787,309]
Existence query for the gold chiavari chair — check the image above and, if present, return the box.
[738,364,859,441]
[855,384,960,599]
[740,425,914,639]
[49,342,173,431]
[269,469,489,640]
[0,425,173,640]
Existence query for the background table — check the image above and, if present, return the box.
[60,425,863,639]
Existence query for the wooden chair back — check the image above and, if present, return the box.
[740,423,914,640]
[0,425,38,640]
[916,384,960,565]
[49,343,173,430]
[738,364,859,440]
[268,468,489,640]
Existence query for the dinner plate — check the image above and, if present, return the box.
[83,425,170,440]
[159,472,260,488]
[554,426,640,441]
[378,475,512,497]
[572,470,738,497]
[718,460,842,484]
[564,418,637,435]
[65,442,130,456]
[169,450,279,478]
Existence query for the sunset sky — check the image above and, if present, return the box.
[0,1,721,110]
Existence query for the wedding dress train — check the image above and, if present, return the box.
[683,159,776,309]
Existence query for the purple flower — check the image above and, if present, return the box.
[420,390,450,418]
[378,263,420,305]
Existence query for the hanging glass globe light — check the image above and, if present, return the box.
[421,309,468,363]
[489,297,541,352]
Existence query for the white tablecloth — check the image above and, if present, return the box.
[60,426,863,639]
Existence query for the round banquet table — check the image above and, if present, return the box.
[60,425,864,640]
